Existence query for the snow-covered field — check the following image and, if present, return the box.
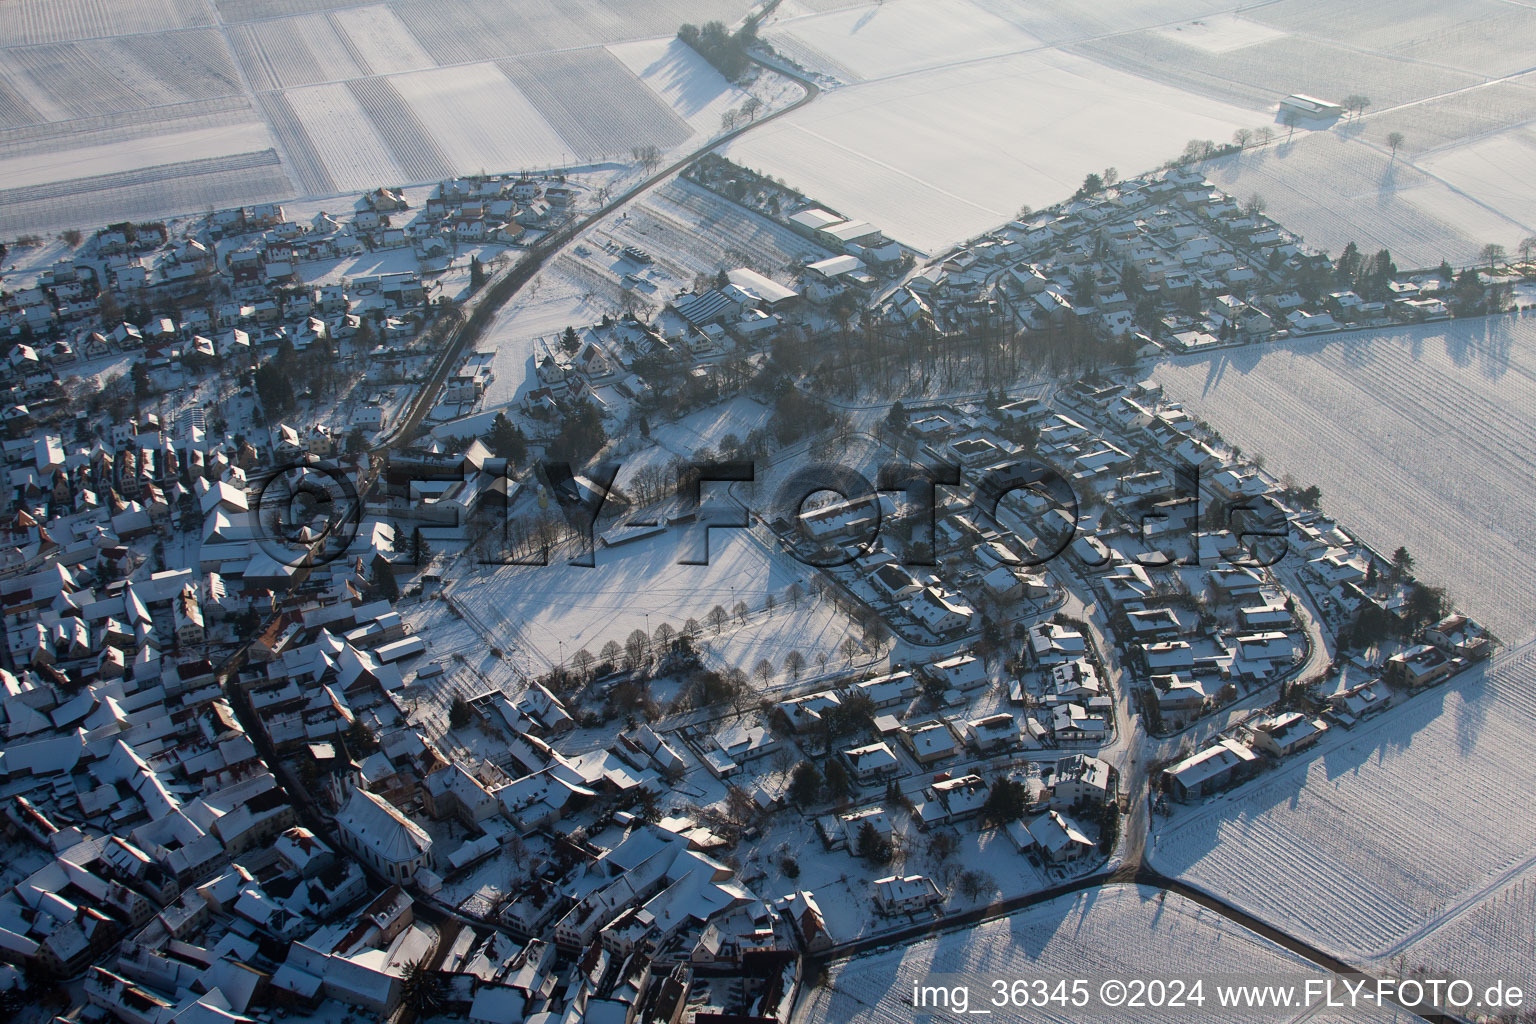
[0,0,766,236]
[1149,644,1536,984]
[723,43,1261,253]
[1151,315,1536,647]
[797,884,1404,1024]
[765,0,1041,82]
[1152,13,1285,54]
[267,83,407,194]
[1417,128,1536,239]
[1191,132,1529,269]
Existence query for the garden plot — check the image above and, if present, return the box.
[282,82,407,193]
[607,37,759,139]
[329,5,436,76]
[0,151,292,237]
[1151,316,1536,647]
[344,75,455,184]
[722,47,1258,254]
[1149,645,1536,979]
[604,180,829,284]
[797,884,1400,1024]
[0,0,210,46]
[651,179,830,274]
[476,260,627,410]
[1195,132,1526,268]
[496,49,691,163]
[230,15,369,92]
[765,0,1041,83]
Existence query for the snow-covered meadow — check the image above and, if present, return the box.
[442,521,848,674]
[765,0,1041,82]
[1151,315,1536,647]
[1191,132,1528,270]
[1149,644,1536,985]
[796,884,1408,1024]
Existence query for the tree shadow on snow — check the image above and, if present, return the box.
[639,42,722,118]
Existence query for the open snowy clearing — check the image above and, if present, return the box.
[1076,26,1481,115]
[722,46,1261,253]
[1151,314,1536,647]
[642,396,776,460]
[1150,644,1536,985]
[443,523,841,671]
[796,884,1405,1023]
